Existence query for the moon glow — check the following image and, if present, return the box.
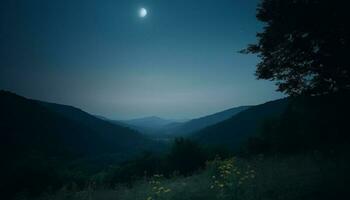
[139,8,147,18]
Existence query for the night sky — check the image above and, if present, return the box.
[0,0,283,119]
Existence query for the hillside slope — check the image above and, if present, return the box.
[0,91,158,198]
[192,98,289,149]
[168,106,251,136]
[0,91,151,159]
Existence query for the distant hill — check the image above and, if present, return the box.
[113,107,251,137]
[191,98,289,150]
[166,106,251,136]
[0,91,153,160]
[123,116,175,128]
[112,116,184,136]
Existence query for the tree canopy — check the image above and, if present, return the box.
[244,0,350,96]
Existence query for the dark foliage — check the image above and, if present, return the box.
[166,138,207,175]
[103,138,231,187]
[243,0,350,95]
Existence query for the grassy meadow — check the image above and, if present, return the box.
[34,151,349,200]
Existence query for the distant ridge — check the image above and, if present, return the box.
[110,106,251,137]
[166,106,251,136]
[123,116,175,129]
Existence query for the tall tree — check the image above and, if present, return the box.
[243,0,350,96]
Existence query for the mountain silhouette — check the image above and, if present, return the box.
[123,116,175,129]
[0,90,152,161]
[166,106,251,136]
[105,116,179,136]
[191,99,289,150]
[112,107,251,137]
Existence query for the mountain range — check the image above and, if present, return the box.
[2,90,350,200]
[117,116,179,136]
[115,106,251,137]
[0,90,291,159]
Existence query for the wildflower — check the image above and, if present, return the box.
[146,197,153,200]
[164,189,171,193]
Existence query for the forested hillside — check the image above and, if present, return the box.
[0,91,156,198]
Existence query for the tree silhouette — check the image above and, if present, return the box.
[243,0,350,96]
